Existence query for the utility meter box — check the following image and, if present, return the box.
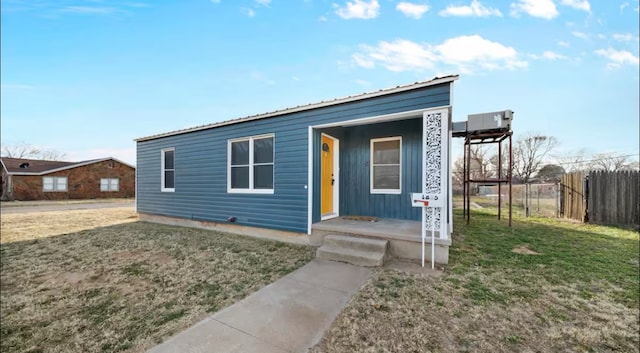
[467,110,513,132]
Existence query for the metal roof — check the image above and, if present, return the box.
[1,157,135,175]
[135,75,459,142]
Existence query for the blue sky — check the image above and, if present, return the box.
[1,0,638,165]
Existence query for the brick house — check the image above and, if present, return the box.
[0,157,135,201]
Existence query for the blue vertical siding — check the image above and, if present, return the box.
[137,84,450,233]
[338,119,422,221]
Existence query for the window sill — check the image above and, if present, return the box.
[161,188,175,193]
[228,189,274,195]
[370,190,402,195]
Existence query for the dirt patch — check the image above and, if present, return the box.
[512,245,540,255]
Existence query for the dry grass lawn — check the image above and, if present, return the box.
[1,208,314,353]
[1,207,138,243]
[311,210,639,353]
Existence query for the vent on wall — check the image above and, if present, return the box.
[19,163,30,169]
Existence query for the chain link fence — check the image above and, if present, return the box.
[454,183,560,218]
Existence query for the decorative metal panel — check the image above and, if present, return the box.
[422,109,448,236]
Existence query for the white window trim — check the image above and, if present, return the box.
[227,133,275,194]
[161,147,175,192]
[43,176,68,192]
[370,136,402,194]
[100,178,119,192]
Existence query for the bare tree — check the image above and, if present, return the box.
[512,134,558,183]
[591,152,637,171]
[468,145,494,179]
[554,148,588,173]
[1,142,67,161]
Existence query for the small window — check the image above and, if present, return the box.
[100,178,119,192]
[161,148,175,192]
[228,134,274,193]
[370,137,401,194]
[43,176,68,192]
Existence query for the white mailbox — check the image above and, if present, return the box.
[411,193,444,208]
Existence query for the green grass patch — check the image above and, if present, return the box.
[311,209,639,353]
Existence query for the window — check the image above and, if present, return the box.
[43,176,68,192]
[100,178,119,192]
[370,137,402,194]
[161,148,175,192]
[228,134,274,193]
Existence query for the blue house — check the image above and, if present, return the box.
[135,75,457,265]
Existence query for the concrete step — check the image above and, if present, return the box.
[323,234,389,253]
[316,235,389,267]
[316,246,386,267]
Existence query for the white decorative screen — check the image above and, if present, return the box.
[422,109,449,237]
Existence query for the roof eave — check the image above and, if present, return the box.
[4,157,135,175]
[135,75,459,142]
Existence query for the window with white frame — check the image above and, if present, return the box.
[43,176,68,192]
[370,137,402,194]
[228,134,274,193]
[100,178,119,192]
[161,148,175,192]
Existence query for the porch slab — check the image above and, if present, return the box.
[310,217,450,264]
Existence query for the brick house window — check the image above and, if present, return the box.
[43,177,68,192]
[100,178,119,192]
[161,148,175,192]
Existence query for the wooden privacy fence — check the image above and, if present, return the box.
[561,170,640,226]
[560,172,586,222]
[588,170,639,226]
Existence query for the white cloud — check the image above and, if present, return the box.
[355,40,435,71]
[559,0,591,12]
[61,6,119,15]
[612,33,639,42]
[355,79,371,86]
[255,0,271,6]
[352,35,527,74]
[318,15,328,21]
[241,7,256,17]
[538,50,568,60]
[620,2,629,12]
[594,48,640,68]
[572,31,589,40]
[439,0,502,17]
[558,40,570,47]
[510,0,558,19]
[334,0,380,19]
[396,2,430,19]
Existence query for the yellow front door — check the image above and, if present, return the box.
[321,135,334,216]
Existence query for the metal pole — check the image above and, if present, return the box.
[508,133,512,227]
[468,139,471,222]
[498,137,502,220]
[431,207,435,270]
[463,140,467,217]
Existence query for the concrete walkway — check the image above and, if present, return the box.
[147,260,372,353]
